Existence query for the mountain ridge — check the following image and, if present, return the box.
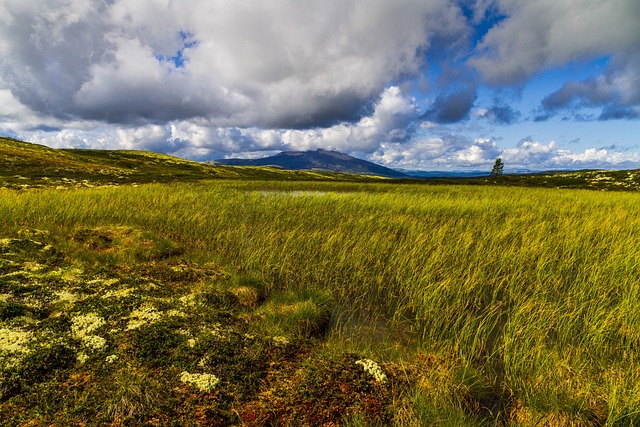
[215,149,407,178]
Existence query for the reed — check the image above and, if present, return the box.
[2,180,639,424]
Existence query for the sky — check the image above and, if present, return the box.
[0,0,639,172]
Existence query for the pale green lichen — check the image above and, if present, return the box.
[272,336,290,346]
[45,267,84,281]
[356,358,388,384]
[71,313,106,338]
[166,309,186,318]
[206,323,229,339]
[197,356,209,369]
[23,262,46,272]
[0,328,33,369]
[77,352,90,364]
[0,328,32,354]
[102,287,134,299]
[179,293,197,307]
[180,371,220,392]
[126,303,161,330]
[105,354,118,364]
[87,278,119,287]
[55,290,79,303]
[82,334,107,351]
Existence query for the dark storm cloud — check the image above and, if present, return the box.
[1,0,639,172]
[599,106,639,121]
[483,103,520,125]
[542,78,610,111]
[540,56,640,121]
[469,0,640,86]
[422,86,477,123]
[0,0,466,129]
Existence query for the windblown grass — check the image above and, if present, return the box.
[1,180,640,425]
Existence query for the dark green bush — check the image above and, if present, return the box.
[1,343,75,400]
[132,320,185,367]
[0,301,27,320]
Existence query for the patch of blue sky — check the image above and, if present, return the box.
[461,5,507,50]
[521,56,611,111]
[155,31,199,70]
[486,116,638,153]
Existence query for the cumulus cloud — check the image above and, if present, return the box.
[17,85,419,161]
[476,102,521,125]
[370,135,640,171]
[501,138,640,170]
[540,54,640,120]
[370,134,500,170]
[469,0,640,86]
[422,86,477,123]
[0,0,466,129]
[1,0,639,172]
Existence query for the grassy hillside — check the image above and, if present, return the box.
[0,137,384,189]
[3,136,640,191]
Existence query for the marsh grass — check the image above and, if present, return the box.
[1,180,640,425]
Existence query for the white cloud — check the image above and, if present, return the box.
[0,0,465,128]
[470,0,640,85]
[2,1,639,173]
[502,139,640,170]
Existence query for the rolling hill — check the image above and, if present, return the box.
[2,137,640,191]
[0,137,384,189]
[215,149,408,178]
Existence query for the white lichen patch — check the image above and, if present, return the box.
[272,336,290,346]
[126,303,161,330]
[0,328,33,355]
[82,334,107,352]
[77,352,90,364]
[102,287,134,299]
[180,371,220,392]
[356,358,388,384]
[87,278,119,287]
[71,313,106,338]
[55,290,79,303]
[105,354,118,364]
[179,293,197,307]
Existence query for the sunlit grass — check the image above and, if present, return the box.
[1,180,640,425]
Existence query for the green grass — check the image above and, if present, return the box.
[1,180,640,425]
[0,136,386,189]
[3,138,640,425]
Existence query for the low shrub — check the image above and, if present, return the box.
[131,319,185,367]
[1,343,75,400]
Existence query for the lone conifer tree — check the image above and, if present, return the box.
[490,158,504,177]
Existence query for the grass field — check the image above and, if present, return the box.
[2,137,640,425]
[2,176,640,426]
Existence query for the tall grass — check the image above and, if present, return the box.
[2,181,640,423]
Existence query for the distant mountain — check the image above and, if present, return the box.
[215,149,408,178]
